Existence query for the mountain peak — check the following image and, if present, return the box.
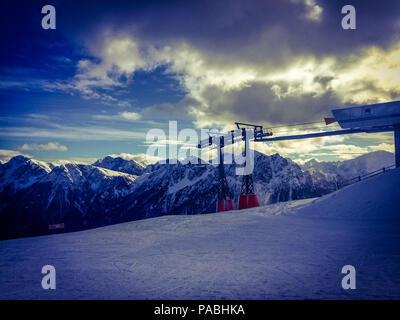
[8,155,31,163]
[0,155,53,194]
[92,155,145,175]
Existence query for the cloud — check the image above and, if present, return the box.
[303,0,323,22]
[139,96,200,121]
[0,149,29,162]
[253,134,344,157]
[119,111,141,121]
[93,111,142,121]
[3,0,399,163]
[5,1,400,104]
[108,152,162,165]
[17,1,397,126]
[142,138,189,147]
[251,127,395,161]
[368,143,395,153]
[47,158,98,165]
[40,37,158,105]
[292,0,323,22]
[66,29,400,130]
[319,144,369,159]
[0,123,147,141]
[72,37,149,92]
[20,142,68,152]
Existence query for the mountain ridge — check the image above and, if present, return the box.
[0,150,394,240]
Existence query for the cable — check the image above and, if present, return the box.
[267,120,325,130]
[272,125,337,135]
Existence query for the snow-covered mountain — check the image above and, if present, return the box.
[0,151,394,240]
[125,151,330,218]
[92,155,145,175]
[0,155,54,195]
[302,151,395,184]
[336,150,395,176]
[0,158,138,239]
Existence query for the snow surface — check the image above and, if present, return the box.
[1,169,399,299]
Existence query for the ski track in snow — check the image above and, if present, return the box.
[1,169,400,299]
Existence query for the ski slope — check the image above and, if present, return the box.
[1,169,400,299]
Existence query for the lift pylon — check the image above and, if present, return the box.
[203,136,236,212]
[238,128,260,209]
[215,135,236,212]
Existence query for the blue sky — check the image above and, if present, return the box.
[0,0,399,163]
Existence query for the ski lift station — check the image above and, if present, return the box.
[198,100,400,212]
[252,100,400,167]
[332,101,400,129]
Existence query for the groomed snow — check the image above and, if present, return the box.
[1,169,399,299]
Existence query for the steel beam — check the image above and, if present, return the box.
[255,127,394,142]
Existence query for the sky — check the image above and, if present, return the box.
[0,0,399,164]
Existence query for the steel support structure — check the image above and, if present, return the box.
[395,125,400,168]
[217,136,230,201]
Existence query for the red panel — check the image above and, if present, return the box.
[48,223,65,230]
[217,200,237,212]
[238,194,260,210]
[324,117,337,125]
[238,194,248,210]
[226,199,236,211]
[247,194,260,208]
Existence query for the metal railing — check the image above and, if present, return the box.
[338,164,396,189]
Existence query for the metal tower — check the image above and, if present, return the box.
[217,136,231,201]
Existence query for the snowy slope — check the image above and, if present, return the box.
[299,167,400,220]
[1,168,399,299]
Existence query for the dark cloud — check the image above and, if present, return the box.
[140,96,200,121]
[3,0,399,77]
[2,0,399,127]
[195,80,343,126]
[313,75,335,90]
[6,0,398,65]
[59,0,400,65]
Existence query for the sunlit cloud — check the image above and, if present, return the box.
[108,152,162,165]
[0,149,29,162]
[93,111,142,121]
[292,0,323,22]
[20,142,68,152]
[47,158,98,165]
[120,111,141,121]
